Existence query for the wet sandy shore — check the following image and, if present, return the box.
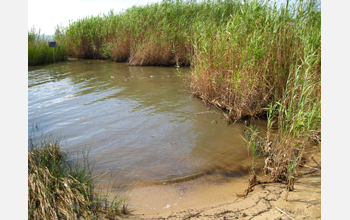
[118,151,321,220]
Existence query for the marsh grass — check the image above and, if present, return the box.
[28,137,129,219]
[263,56,321,200]
[64,0,320,196]
[65,0,242,66]
[189,0,320,120]
[28,26,67,66]
[241,48,321,199]
[242,125,265,168]
[187,0,320,197]
[30,0,320,200]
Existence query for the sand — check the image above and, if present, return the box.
[119,152,321,220]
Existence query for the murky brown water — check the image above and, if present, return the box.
[28,59,266,185]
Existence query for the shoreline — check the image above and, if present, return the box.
[120,151,320,219]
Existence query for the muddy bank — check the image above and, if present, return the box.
[118,151,320,220]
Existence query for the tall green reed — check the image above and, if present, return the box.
[187,0,320,196]
[28,26,67,66]
[65,0,246,65]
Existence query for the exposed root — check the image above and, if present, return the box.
[310,155,321,168]
[235,168,272,200]
[238,121,321,201]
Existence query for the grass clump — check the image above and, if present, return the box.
[28,137,129,219]
[184,0,320,198]
[65,0,244,66]
[262,55,321,200]
[28,26,67,66]
[189,0,320,121]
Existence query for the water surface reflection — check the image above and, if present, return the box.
[28,60,265,184]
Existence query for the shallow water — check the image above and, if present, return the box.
[28,60,266,184]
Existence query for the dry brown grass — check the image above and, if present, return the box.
[127,37,192,66]
[128,41,173,66]
[186,0,321,199]
[110,39,130,62]
[28,140,129,219]
[189,63,274,123]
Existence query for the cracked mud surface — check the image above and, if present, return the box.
[120,152,320,220]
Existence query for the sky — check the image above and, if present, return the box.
[28,0,303,35]
[28,0,161,35]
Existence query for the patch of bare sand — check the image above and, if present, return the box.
[120,152,320,220]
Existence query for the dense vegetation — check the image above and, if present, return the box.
[28,26,67,66]
[28,137,128,219]
[29,0,321,199]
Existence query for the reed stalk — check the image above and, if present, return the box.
[28,137,129,219]
[28,26,67,66]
